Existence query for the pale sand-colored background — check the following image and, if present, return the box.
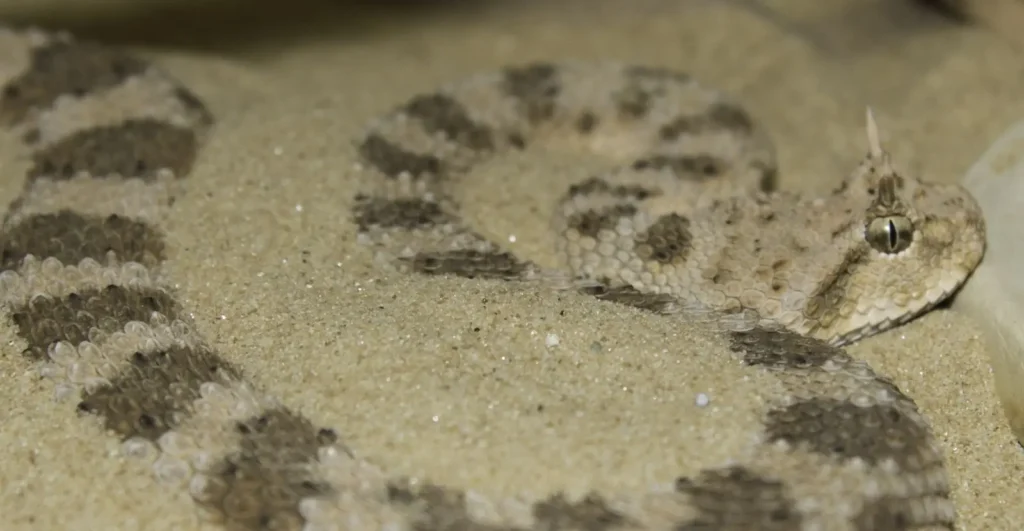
[1,0,1023,529]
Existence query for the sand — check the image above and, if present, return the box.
[944,0,1024,48]
[0,0,1022,529]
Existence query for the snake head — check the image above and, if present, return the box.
[811,109,987,345]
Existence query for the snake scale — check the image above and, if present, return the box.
[0,24,987,531]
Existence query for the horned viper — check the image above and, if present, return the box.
[0,27,986,531]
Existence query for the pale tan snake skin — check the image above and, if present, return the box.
[0,25,987,531]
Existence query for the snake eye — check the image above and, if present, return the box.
[866,215,913,254]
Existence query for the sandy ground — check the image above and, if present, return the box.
[0,0,1023,529]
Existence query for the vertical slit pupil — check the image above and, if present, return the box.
[888,219,898,250]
